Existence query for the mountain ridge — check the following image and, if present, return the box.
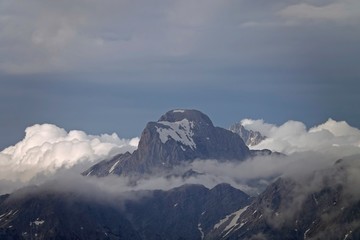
[84,109,250,177]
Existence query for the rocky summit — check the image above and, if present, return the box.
[229,122,265,147]
[83,109,250,177]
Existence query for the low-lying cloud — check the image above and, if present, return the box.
[4,151,357,199]
[1,119,360,197]
[0,123,139,182]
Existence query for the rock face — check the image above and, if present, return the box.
[0,188,141,240]
[123,183,251,240]
[84,109,250,177]
[205,162,360,240]
[230,122,265,146]
[0,183,251,240]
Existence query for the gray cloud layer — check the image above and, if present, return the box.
[0,0,359,77]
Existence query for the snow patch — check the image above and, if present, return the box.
[312,194,318,205]
[213,206,249,237]
[0,210,16,220]
[156,119,196,149]
[109,160,120,173]
[173,109,185,113]
[33,218,45,226]
[214,214,232,229]
[223,206,249,234]
[343,230,352,240]
[198,223,204,240]
[86,170,93,176]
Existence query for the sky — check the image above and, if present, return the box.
[1,0,360,150]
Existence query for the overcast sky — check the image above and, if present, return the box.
[1,0,360,149]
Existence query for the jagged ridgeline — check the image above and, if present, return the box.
[83,109,251,177]
[229,122,266,147]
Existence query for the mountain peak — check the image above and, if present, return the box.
[230,122,265,146]
[158,109,213,126]
[84,109,250,177]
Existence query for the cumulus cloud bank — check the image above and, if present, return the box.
[0,124,139,182]
[241,118,360,157]
[1,118,360,196]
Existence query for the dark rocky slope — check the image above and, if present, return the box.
[84,109,250,177]
[205,159,360,240]
[0,183,251,240]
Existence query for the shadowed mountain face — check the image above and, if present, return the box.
[0,183,251,240]
[1,168,359,240]
[0,188,141,240]
[205,160,360,240]
[124,183,251,240]
[84,109,250,177]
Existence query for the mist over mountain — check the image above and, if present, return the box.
[1,0,359,238]
[206,155,360,240]
[0,109,360,239]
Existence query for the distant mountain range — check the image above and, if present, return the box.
[0,109,359,239]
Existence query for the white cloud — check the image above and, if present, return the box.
[2,118,360,197]
[309,118,360,136]
[0,123,138,182]
[242,118,360,156]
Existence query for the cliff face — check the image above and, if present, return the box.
[229,122,265,146]
[84,109,250,177]
[205,161,360,240]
